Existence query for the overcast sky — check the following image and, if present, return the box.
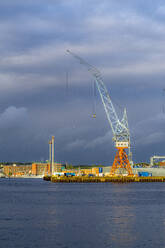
[0,0,165,164]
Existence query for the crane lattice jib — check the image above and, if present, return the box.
[67,50,130,143]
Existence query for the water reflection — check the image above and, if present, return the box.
[105,185,137,247]
[110,206,136,247]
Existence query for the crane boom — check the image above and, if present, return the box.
[67,50,130,145]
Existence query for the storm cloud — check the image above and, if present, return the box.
[0,0,164,164]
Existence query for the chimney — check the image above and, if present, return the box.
[51,136,55,175]
[49,140,52,175]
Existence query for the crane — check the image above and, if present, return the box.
[67,50,133,176]
[150,155,165,167]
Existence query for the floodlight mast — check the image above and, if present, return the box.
[67,50,133,176]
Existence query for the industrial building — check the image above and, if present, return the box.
[32,162,63,176]
[3,164,32,177]
[3,162,63,177]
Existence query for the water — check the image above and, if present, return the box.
[0,179,165,248]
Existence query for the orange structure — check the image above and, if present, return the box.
[32,163,51,176]
[47,163,51,175]
[32,163,37,175]
[160,162,165,166]
[92,167,99,176]
[110,147,133,176]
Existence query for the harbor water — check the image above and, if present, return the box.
[0,178,165,248]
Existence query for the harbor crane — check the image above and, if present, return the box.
[150,156,165,167]
[67,50,133,176]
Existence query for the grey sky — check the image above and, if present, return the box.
[0,0,165,164]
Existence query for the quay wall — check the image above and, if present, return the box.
[43,175,165,183]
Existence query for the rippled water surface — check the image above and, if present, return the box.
[0,179,165,248]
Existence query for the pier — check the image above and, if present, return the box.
[43,175,165,183]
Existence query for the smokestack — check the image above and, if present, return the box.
[49,140,52,175]
[52,136,55,175]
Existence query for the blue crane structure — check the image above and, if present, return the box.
[67,50,133,176]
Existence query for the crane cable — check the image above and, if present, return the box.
[92,81,96,118]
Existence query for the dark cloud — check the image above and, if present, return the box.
[0,0,164,164]
[0,106,28,128]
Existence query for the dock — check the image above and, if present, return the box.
[43,175,165,183]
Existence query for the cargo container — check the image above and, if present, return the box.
[138,172,152,177]
[84,169,92,175]
[88,174,95,177]
[92,168,99,176]
[159,162,165,166]
[64,172,75,177]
